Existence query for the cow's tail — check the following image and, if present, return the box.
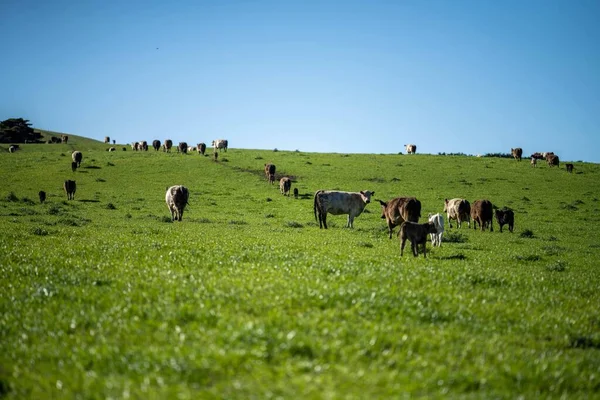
[314,190,322,222]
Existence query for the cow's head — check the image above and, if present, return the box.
[360,191,374,205]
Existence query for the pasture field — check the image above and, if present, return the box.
[1,135,599,399]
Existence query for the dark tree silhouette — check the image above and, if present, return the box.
[0,118,41,143]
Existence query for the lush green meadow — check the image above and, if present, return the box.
[1,134,599,399]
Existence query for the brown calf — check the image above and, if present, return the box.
[399,221,438,258]
[566,163,574,173]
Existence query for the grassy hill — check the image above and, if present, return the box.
[1,138,599,398]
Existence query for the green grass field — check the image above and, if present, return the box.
[1,132,599,399]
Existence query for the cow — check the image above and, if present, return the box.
[547,154,559,167]
[495,207,514,233]
[531,152,545,160]
[61,135,69,144]
[279,177,291,196]
[314,190,375,229]
[428,213,444,247]
[64,180,76,200]
[444,198,471,228]
[104,136,110,144]
[399,221,438,258]
[140,141,148,151]
[165,185,189,221]
[404,144,417,154]
[265,163,276,184]
[72,151,83,167]
[530,157,537,167]
[212,139,228,152]
[152,140,161,151]
[50,136,61,143]
[131,142,139,151]
[8,145,17,153]
[189,146,196,153]
[566,163,574,173]
[71,161,78,172]
[178,142,188,154]
[378,197,421,239]
[38,191,46,204]
[511,147,523,161]
[293,188,299,199]
[108,147,116,152]
[198,143,206,155]
[471,199,494,231]
[164,139,173,152]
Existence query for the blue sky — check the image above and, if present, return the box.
[2,0,599,162]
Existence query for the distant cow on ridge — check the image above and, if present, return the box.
[547,154,559,167]
[165,185,189,221]
[314,190,375,229]
[152,140,161,151]
[178,142,188,154]
[212,139,228,152]
[163,139,173,152]
[378,197,421,239]
[198,143,206,155]
[565,163,574,173]
[404,144,417,154]
[511,147,523,161]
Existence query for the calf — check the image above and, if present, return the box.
[293,188,299,199]
[378,197,421,239]
[314,190,374,229]
[64,180,76,200]
[428,213,444,247]
[165,185,190,221]
[471,199,494,231]
[38,191,46,204]
[279,177,291,196]
[399,221,438,258]
[495,207,514,233]
[265,163,276,184]
[444,198,471,228]
[530,157,537,167]
[566,163,574,173]
[71,161,78,172]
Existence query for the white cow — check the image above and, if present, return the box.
[404,144,417,154]
[428,213,444,247]
[313,190,375,229]
[444,198,471,228]
[165,185,190,221]
[212,139,228,152]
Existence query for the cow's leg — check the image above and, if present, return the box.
[388,222,394,239]
[322,213,327,229]
[347,215,354,228]
[490,219,494,232]
[400,237,406,256]
[422,241,427,258]
[447,215,452,229]
[412,241,418,257]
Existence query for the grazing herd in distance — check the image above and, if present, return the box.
[5,137,578,259]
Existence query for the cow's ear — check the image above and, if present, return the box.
[360,191,365,195]
[371,191,375,196]
[445,199,448,204]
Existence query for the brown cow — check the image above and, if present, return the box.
[495,207,514,233]
[378,197,421,239]
[547,154,559,167]
[265,163,276,184]
[279,177,292,196]
[444,198,471,228]
[152,140,161,151]
[511,147,523,161]
[471,199,494,231]
[565,163,574,173]
[64,180,76,200]
[399,221,438,258]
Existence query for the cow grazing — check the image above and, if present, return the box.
[314,190,375,229]
[293,188,299,199]
[165,185,189,221]
[131,142,139,151]
[61,135,69,144]
[471,199,494,231]
[198,143,206,155]
[212,139,228,152]
[164,139,173,152]
[566,163,574,173]
[530,157,537,167]
[104,136,110,144]
[279,177,292,196]
[72,151,83,167]
[152,140,161,151]
[265,163,276,184]
[178,142,188,154]
[547,154,559,167]
[495,207,514,233]
[139,141,148,151]
[404,144,417,154]
[511,147,523,161]
[399,221,438,258]
[38,191,46,204]
[444,198,471,228]
[378,197,421,239]
[428,213,444,247]
[64,180,76,200]
[531,152,545,160]
[8,145,16,153]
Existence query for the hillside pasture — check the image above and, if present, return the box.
[1,136,599,398]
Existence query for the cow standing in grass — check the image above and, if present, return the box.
[399,221,438,258]
[404,144,417,154]
[265,163,276,184]
[511,147,523,161]
[471,199,494,231]
[378,197,421,239]
[314,190,374,229]
[152,140,161,151]
[64,180,76,200]
[165,185,189,221]
[212,139,228,152]
[428,213,444,246]
[72,151,83,167]
[38,191,46,204]
[495,207,514,233]
[178,142,188,154]
[547,154,560,167]
[198,143,206,155]
[164,139,173,152]
[566,163,574,173]
[444,198,471,228]
[279,177,291,196]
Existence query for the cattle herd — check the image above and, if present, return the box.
[11,140,572,259]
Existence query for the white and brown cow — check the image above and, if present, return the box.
[279,177,292,196]
[265,163,276,184]
[444,198,471,228]
[314,190,375,229]
[399,221,438,258]
[163,139,173,152]
[212,139,228,152]
[165,185,189,221]
[378,197,421,239]
[72,151,83,167]
[511,147,523,161]
[404,144,417,154]
[428,213,444,247]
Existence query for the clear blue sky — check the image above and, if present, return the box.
[2,0,599,162]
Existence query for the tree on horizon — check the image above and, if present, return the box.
[0,118,42,143]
